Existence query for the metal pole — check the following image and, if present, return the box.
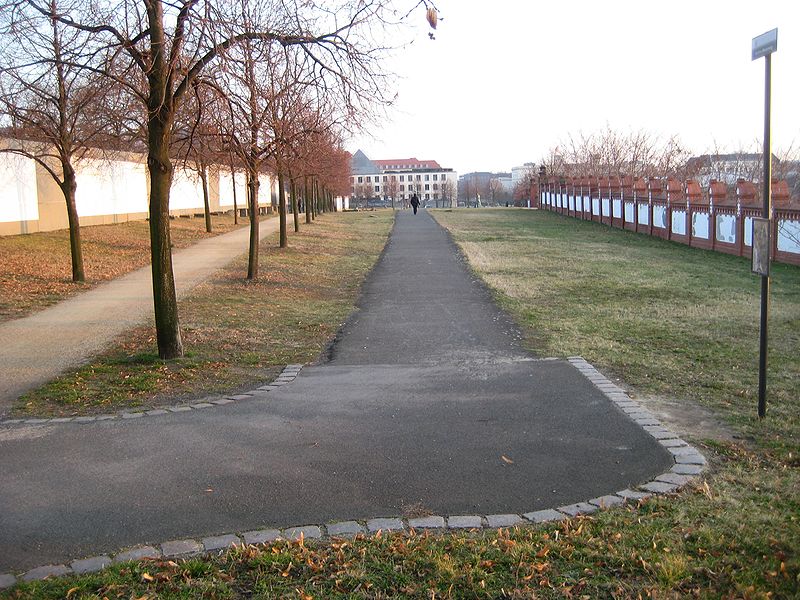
[757,53,772,419]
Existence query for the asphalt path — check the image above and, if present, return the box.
[0,209,672,571]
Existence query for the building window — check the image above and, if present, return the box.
[434,193,439,199]
[425,193,430,200]
[416,175,421,181]
[374,185,380,193]
[433,174,438,181]
[357,176,363,183]
[424,174,430,181]
[424,184,430,191]
[400,185,405,191]
[433,183,438,191]
[390,175,396,181]
[441,174,446,181]
[400,175,405,182]
[366,176,371,182]
[383,176,387,182]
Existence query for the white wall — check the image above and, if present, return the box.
[75,158,148,217]
[169,168,204,211]
[219,170,247,209]
[0,153,38,223]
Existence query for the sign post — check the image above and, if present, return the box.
[751,28,777,419]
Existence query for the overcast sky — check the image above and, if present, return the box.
[347,0,799,175]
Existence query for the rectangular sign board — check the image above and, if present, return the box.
[752,28,778,60]
[751,217,771,276]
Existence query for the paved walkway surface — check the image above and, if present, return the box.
[0,210,673,572]
[0,218,279,416]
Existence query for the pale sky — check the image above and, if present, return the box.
[348,0,800,175]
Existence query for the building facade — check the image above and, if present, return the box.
[350,150,458,207]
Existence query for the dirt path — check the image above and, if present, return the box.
[0,218,279,416]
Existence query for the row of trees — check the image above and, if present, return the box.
[0,0,439,359]
[542,126,799,190]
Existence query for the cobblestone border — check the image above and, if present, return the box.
[0,365,304,427]
[0,356,705,589]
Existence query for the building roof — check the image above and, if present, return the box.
[373,157,442,170]
[351,150,378,175]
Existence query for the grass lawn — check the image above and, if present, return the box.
[4,208,798,599]
[13,211,393,417]
[0,213,248,323]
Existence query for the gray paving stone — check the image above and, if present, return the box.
[1,419,24,424]
[486,514,524,528]
[589,495,625,508]
[71,555,112,574]
[366,517,405,533]
[114,546,160,562]
[162,539,202,557]
[558,502,598,516]
[95,415,116,421]
[326,521,366,536]
[190,402,213,409]
[646,429,677,440]
[50,417,75,423]
[669,446,700,456]
[25,418,50,424]
[634,417,662,426]
[284,525,322,540]
[75,416,97,423]
[616,489,652,501]
[211,399,235,405]
[658,438,688,448]
[675,453,707,465]
[269,380,287,386]
[639,480,679,494]
[408,516,446,529]
[146,409,168,416]
[0,573,16,589]
[671,463,704,475]
[286,364,304,369]
[202,534,242,551]
[447,515,483,529]
[22,564,71,581]
[229,394,252,401]
[656,472,693,486]
[121,412,145,419]
[168,406,193,413]
[243,529,281,545]
[523,509,566,523]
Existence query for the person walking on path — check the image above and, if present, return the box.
[410,193,420,215]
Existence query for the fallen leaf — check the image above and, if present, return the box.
[141,572,154,582]
[501,455,514,464]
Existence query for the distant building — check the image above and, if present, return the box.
[685,153,779,186]
[350,150,458,207]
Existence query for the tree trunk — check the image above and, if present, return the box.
[147,121,183,359]
[305,176,312,224]
[200,160,212,233]
[246,168,260,279]
[291,178,300,233]
[145,0,182,359]
[61,162,85,282]
[231,165,239,225]
[278,172,287,248]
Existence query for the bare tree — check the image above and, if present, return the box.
[0,0,109,282]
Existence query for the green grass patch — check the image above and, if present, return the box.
[15,212,394,416]
[432,209,799,461]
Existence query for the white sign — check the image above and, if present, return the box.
[752,28,778,60]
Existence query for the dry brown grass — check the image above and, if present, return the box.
[0,213,251,322]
